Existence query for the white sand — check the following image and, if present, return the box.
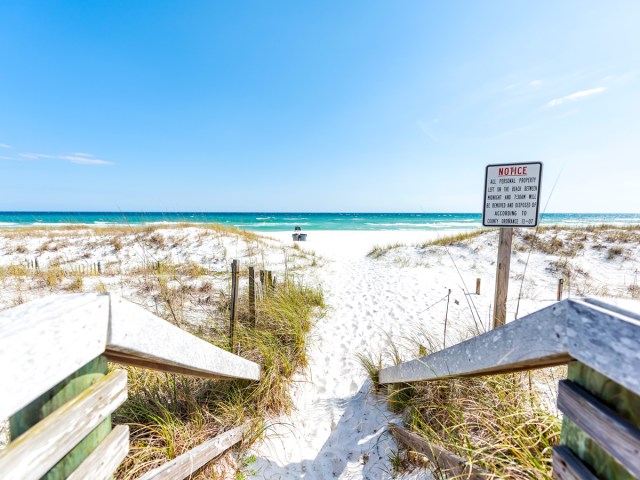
[248,228,640,479]
[1,226,638,477]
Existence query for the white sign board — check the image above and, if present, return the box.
[483,162,542,227]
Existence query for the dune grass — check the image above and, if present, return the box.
[358,334,562,479]
[367,230,490,259]
[114,280,325,479]
[0,225,323,477]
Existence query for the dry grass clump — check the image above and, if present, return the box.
[418,230,489,248]
[114,280,325,479]
[367,242,405,258]
[367,230,489,259]
[359,335,561,479]
[400,373,560,478]
[606,245,625,260]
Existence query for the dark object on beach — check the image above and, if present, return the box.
[292,226,307,241]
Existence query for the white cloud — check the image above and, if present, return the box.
[19,151,113,165]
[60,155,112,165]
[0,143,12,149]
[530,80,542,87]
[547,87,606,107]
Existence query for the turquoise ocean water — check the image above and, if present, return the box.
[0,212,639,231]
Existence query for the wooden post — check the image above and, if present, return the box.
[266,271,273,291]
[97,261,102,274]
[259,270,266,295]
[34,258,39,273]
[9,355,111,479]
[248,266,256,327]
[557,278,564,301]
[492,227,513,329]
[229,260,239,353]
[475,278,481,295]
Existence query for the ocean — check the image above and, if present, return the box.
[0,212,639,231]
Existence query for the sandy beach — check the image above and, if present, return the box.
[1,225,639,478]
[248,227,640,478]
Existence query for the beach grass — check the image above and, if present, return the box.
[359,333,562,478]
[114,279,324,479]
[0,224,323,478]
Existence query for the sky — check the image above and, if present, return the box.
[1,1,639,213]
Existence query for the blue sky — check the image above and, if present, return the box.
[1,1,639,212]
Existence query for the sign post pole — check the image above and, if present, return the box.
[492,227,513,328]
[483,162,542,329]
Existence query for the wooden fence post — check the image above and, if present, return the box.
[476,278,481,295]
[492,227,513,328]
[9,355,112,478]
[259,270,266,295]
[248,266,256,327]
[557,278,564,301]
[267,271,273,291]
[97,261,102,274]
[229,260,239,353]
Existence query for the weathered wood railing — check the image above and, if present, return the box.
[379,297,640,479]
[0,293,261,479]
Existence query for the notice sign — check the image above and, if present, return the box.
[483,162,542,227]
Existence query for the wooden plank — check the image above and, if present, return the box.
[492,227,513,328]
[557,379,640,478]
[67,425,130,480]
[107,295,260,381]
[389,423,488,479]
[567,298,640,398]
[138,424,248,480]
[10,355,111,479]
[0,369,127,480]
[553,446,598,480]
[379,300,570,384]
[0,293,110,419]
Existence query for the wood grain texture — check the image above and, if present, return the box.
[389,423,488,479]
[10,355,112,479]
[492,227,512,328]
[558,379,640,478]
[560,361,638,480]
[379,300,569,384]
[0,293,109,419]
[107,295,260,381]
[552,446,598,480]
[67,425,130,480]
[137,424,248,480]
[566,298,640,398]
[0,369,127,480]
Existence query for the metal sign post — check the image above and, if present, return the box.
[483,162,543,328]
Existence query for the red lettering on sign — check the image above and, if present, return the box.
[498,166,528,176]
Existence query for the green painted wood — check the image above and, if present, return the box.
[560,361,639,480]
[9,355,112,479]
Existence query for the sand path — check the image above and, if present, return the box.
[250,232,442,479]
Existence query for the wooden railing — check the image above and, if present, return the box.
[0,293,261,480]
[379,297,640,479]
